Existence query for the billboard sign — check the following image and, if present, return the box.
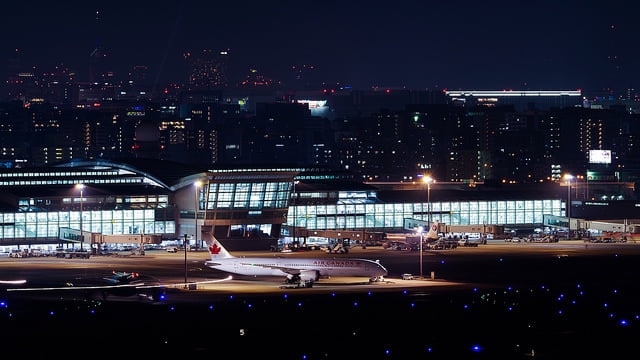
[589,150,611,164]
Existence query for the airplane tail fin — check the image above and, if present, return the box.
[202,232,234,259]
[426,220,440,241]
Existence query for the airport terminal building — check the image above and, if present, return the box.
[0,158,637,253]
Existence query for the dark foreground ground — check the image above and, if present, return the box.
[2,243,640,359]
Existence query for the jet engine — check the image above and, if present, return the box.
[299,270,320,282]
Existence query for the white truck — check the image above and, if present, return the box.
[457,238,481,247]
[55,248,91,259]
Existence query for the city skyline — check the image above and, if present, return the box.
[2,1,637,94]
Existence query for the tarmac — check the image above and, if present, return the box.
[3,239,640,358]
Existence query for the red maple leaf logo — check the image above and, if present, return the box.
[209,244,221,254]
[431,224,438,232]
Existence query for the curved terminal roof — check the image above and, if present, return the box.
[55,158,211,190]
[0,158,301,212]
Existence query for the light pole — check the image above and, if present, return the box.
[184,180,202,289]
[75,184,85,251]
[565,174,573,239]
[422,175,433,279]
[292,180,298,246]
[194,180,202,250]
[183,233,188,288]
[417,225,424,278]
[586,174,590,200]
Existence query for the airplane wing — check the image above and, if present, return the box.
[238,262,302,275]
[233,262,321,283]
[206,260,304,276]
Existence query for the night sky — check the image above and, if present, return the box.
[1,1,637,93]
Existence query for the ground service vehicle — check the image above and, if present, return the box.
[55,249,90,259]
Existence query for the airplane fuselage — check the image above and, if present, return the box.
[205,257,387,278]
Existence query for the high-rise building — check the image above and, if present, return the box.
[185,49,230,90]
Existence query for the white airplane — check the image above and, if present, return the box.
[425,220,442,242]
[203,235,388,285]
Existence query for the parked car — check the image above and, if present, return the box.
[402,273,414,280]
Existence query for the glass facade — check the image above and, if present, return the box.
[287,199,565,231]
[0,209,175,242]
[203,181,291,210]
[0,159,570,250]
[0,189,564,249]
